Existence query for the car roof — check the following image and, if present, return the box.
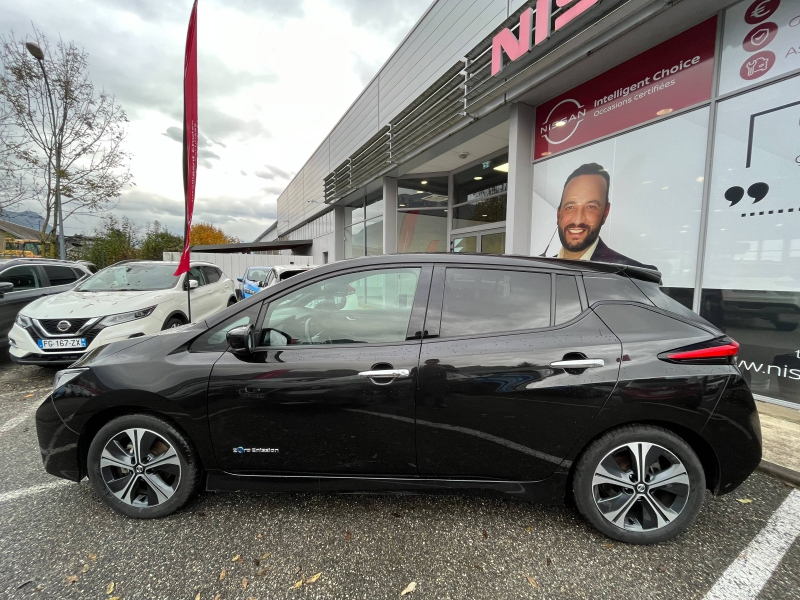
[272,265,315,274]
[0,258,91,270]
[305,253,661,283]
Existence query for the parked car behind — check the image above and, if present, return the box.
[35,253,761,544]
[0,258,93,349]
[238,264,316,299]
[9,260,235,366]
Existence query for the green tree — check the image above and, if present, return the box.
[84,215,139,268]
[139,221,183,260]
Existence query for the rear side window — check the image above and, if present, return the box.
[440,268,551,337]
[43,265,79,286]
[555,275,582,324]
[203,266,221,283]
[593,304,710,342]
[0,265,40,290]
[278,269,305,282]
[584,274,653,305]
[630,279,715,327]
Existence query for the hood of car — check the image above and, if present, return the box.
[22,289,175,318]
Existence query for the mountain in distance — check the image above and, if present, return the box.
[0,210,47,231]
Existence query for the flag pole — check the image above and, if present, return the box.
[176,0,199,322]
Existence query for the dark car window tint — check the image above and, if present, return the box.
[593,304,708,342]
[191,304,261,352]
[203,266,221,283]
[43,265,79,286]
[0,265,40,290]
[278,269,305,282]
[440,268,550,337]
[188,266,207,286]
[71,267,87,279]
[631,279,715,328]
[555,275,582,325]
[584,275,653,306]
[261,268,421,346]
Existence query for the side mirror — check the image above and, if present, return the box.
[0,282,12,298]
[184,278,199,290]
[263,328,291,347]
[258,280,267,288]
[236,277,243,282]
[227,324,254,355]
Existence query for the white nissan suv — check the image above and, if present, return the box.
[9,260,236,366]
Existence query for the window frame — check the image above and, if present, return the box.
[424,264,589,341]
[251,264,433,350]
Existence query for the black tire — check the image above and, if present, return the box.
[227,297,237,307]
[86,414,201,519]
[161,316,185,330]
[573,424,705,544]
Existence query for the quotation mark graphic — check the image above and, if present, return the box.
[725,182,769,206]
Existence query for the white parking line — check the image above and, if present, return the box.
[0,481,69,503]
[0,404,38,434]
[703,489,800,600]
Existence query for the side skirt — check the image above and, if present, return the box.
[205,471,568,504]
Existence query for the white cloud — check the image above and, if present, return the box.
[2,0,431,241]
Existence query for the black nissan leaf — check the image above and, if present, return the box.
[36,254,762,544]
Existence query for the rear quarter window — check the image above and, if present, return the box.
[584,274,653,305]
[593,304,711,343]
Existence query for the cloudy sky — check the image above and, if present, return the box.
[1,0,432,240]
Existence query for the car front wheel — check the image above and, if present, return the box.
[86,414,201,518]
[573,424,705,544]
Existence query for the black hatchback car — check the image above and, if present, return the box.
[36,254,761,544]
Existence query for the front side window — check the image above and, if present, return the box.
[260,268,421,346]
[191,304,261,352]
[187,266,207,287]
[440,268,551,337]
[76,264,179,292]
[0,265,40,290]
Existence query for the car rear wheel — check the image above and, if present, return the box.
[573,424,705,544]
[86,414,201,519]
[227,297,236,307]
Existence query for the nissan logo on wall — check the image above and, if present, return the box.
[491,0,600,76]
[57,320,71,332]
[540,99,586,145]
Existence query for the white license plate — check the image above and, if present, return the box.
[38,338,87,350]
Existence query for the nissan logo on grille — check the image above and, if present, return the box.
[56,320,71,332]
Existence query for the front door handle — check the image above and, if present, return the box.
[358,369,410,379]
[550,359,605,369]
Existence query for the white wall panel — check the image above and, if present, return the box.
[163,252,313,281]
[329,78,380,168]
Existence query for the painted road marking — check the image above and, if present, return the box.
[703,489,800,600]
[0,404,38,434]
[0,481,69,503]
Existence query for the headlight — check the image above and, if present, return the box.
[99,306,156,327]
[15,313,31,328]
[53,368,88,392]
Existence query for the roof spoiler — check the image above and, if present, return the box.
[530,257,662,284]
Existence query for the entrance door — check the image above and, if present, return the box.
[208,265,431,476]
[416,266,621,481]
[451,228,506,254]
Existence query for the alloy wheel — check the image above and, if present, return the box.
[591,442,690,532]
[99,428,181,508]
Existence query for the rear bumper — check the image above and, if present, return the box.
[702,375,762,495]
[35,395,82,482]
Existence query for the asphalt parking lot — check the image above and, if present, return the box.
[1,352,798,600]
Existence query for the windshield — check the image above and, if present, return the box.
[247,268,270,282]
[76,264,180,292]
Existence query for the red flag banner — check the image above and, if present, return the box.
[175,0,199,276]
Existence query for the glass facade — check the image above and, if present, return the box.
[345,189,384,258]
[398,177,448,253]
[452,154,508,232]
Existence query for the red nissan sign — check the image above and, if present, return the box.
[534,17,717,159]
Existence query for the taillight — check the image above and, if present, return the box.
[659,337,739,364]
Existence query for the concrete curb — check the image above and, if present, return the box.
[758,460,800,487]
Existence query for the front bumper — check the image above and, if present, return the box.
[9,314,162,366]
[35,394,82,481]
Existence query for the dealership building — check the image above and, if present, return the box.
[264,0,800,407]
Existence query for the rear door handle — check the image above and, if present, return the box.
[550,359,605,369]
[358,369,410,379]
